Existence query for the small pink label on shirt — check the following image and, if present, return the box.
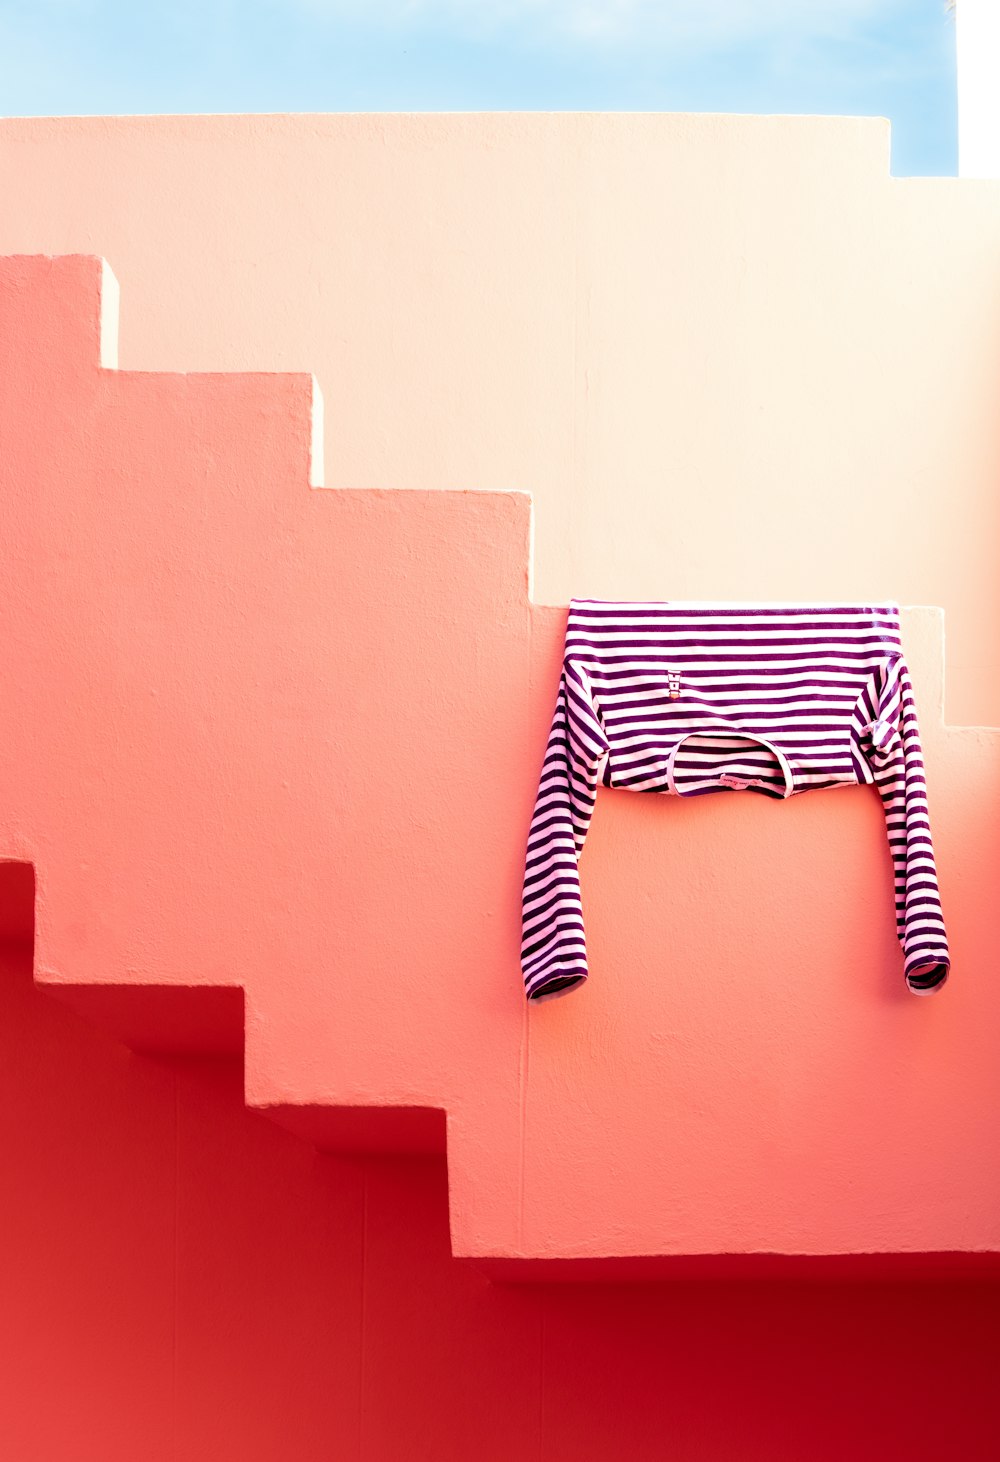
[719,774,749,789]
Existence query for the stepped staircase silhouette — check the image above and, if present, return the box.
[3,252,999,1278]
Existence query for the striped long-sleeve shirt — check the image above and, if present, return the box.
[521,600,950,1001]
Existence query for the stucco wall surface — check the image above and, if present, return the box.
[2,113,1000,725]
[1,240,998,1271]
[3,910,998,1462]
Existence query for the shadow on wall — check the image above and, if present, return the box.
[0,860,998,1461]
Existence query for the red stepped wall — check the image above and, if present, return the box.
[1,877,999,1459]
[1,250,999,1456]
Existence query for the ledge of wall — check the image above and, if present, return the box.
[2,251,998,1274]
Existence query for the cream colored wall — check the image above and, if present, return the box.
[2,113,999,725]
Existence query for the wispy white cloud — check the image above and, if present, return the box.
[287,0,906,51]
[0,0,917,64]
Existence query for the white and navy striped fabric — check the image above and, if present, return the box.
[521,600,950,1001]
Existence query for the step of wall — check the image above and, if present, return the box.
[2,253,999,1276]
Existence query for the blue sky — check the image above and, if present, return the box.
[0,0,957,175]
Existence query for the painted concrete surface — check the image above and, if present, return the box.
[2,922,1000,1462]
[2,114,1000,726]
[2,252,999,1270]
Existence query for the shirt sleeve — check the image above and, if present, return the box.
[520,656,610,1001]
[855,652,950,993]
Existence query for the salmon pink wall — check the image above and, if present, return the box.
[3,114,1000,724]
[2,249,999,1274]
[3,108,1000,1455]
[2,898,1000,1461]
